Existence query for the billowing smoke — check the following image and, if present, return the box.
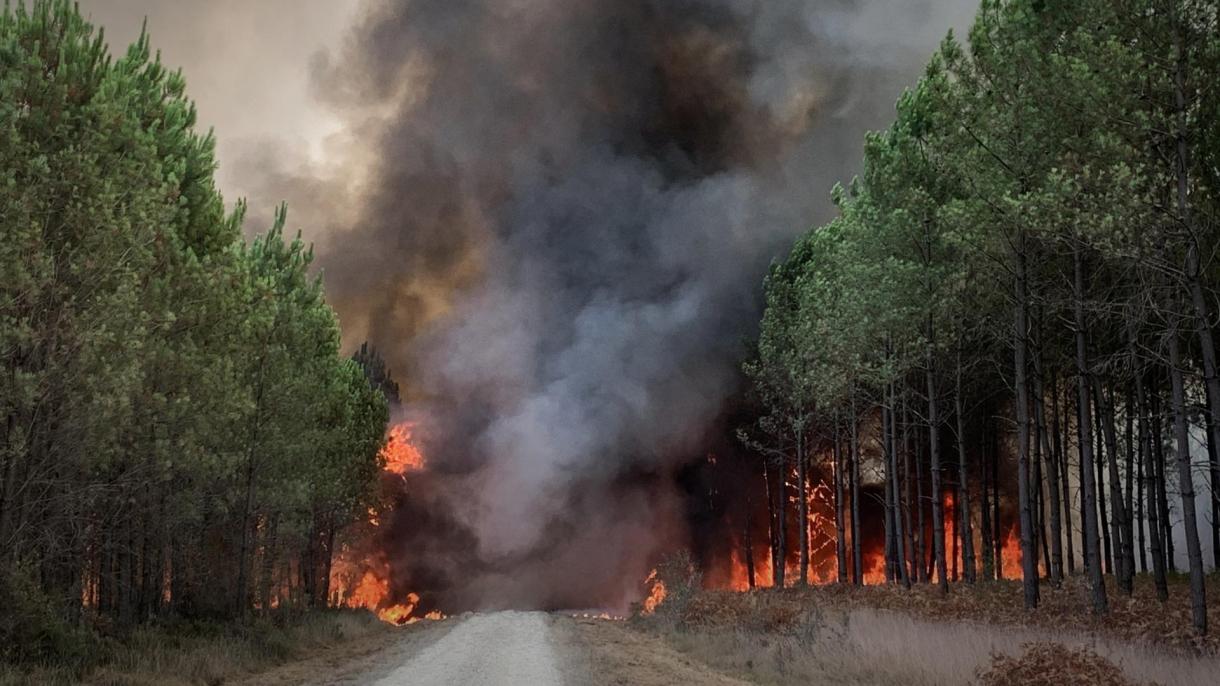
[247,0,979,612]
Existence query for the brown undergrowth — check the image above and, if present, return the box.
[679,574,1220,654]
[630,573,1220,685]
[977,642,1146,686]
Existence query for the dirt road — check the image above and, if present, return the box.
[371,612,563,685]
[252,611,747,686]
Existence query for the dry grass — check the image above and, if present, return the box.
[678,574,1220,654]
[637,576,1220,685]
[0,610,389,686]
[977,642,1142,686]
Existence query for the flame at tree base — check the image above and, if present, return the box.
[704,488,1033,594]
[329,420,446,626]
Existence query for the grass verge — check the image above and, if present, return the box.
[633,572,1220,685]
[0,610,389,686]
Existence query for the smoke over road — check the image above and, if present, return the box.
[275,0,979,612]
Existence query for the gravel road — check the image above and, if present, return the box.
[245,610,749,686]
[371,611,563,686]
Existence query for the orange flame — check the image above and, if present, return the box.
[382,422,425,475]
[641,568,667,614]
[328,421,445,625]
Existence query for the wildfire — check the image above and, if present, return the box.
[999,525,1026,580]
[329,420,445,625]
[641,568,667,614]
[381,422,425,475]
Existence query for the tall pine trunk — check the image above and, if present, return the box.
[1167,326,1207,635]
[744,495,756,590]
[928,332,947,592]
[850,392,864,585]
[980,406,995,581]
[834,419,847,584]
[1094,396,1112,577]
[956,346,975,584]
[1055,373,1076,576]
[1136,365,1169,601]
[796,425,808,586]
[1096,379,1132,595]
[902,396,918,583]
[1073,247,1107,614]
[891,382,909,589]
[1036,358,1062,585]
[1151,374,1176,572]
[1013,246,1038,608]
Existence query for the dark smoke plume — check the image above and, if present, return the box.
[262,0,978,612]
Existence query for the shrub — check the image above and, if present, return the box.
[0,567,105,673]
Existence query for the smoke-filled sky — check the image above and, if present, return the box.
[80,0,980,610]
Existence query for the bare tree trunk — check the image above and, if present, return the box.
[883,390,893,581]
[762,459,778,587]
[1037,360,1062,585]
[992,424,1002,580]
[956,346,975,584]
[1137,419,1148,575]
[1055,373,1076,576]
[259,513,280,613]
[796,425,808,586]
[1124,382,1138,581]
[980,406,995,581]
[1014,248,1038,608]
[322,515,337,606]
[1073,247,1108,614]
[850,391,863,585]
[1204,384,1220,571]
[891,382,909,589]
[1136,365,1168,601]
[1151,376,1176,572]
[1096,379,1132,595]
[834,418,847,584]
[928,335,947,592]
[744,495,756,590]
[902,396,918,583]
[1167,327,1208,635]
[1094,395,1112,577]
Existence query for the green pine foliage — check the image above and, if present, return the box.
[0,0,389,657]
[746,0,1218,633]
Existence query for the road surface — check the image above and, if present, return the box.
[244,610,749,686]
[372,612,563,686]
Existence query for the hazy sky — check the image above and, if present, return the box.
[77,1,360,218]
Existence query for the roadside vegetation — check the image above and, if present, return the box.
[1,1,395,681]
[0,609,387,686]
[634,578,1218,685]
[738,0,1220,645]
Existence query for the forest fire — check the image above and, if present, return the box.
[329,420,444,625]
[641,569,667,615]
[695,446,1031,596]
[381,422,425,475]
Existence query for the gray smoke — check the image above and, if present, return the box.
[291,0,979,610]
